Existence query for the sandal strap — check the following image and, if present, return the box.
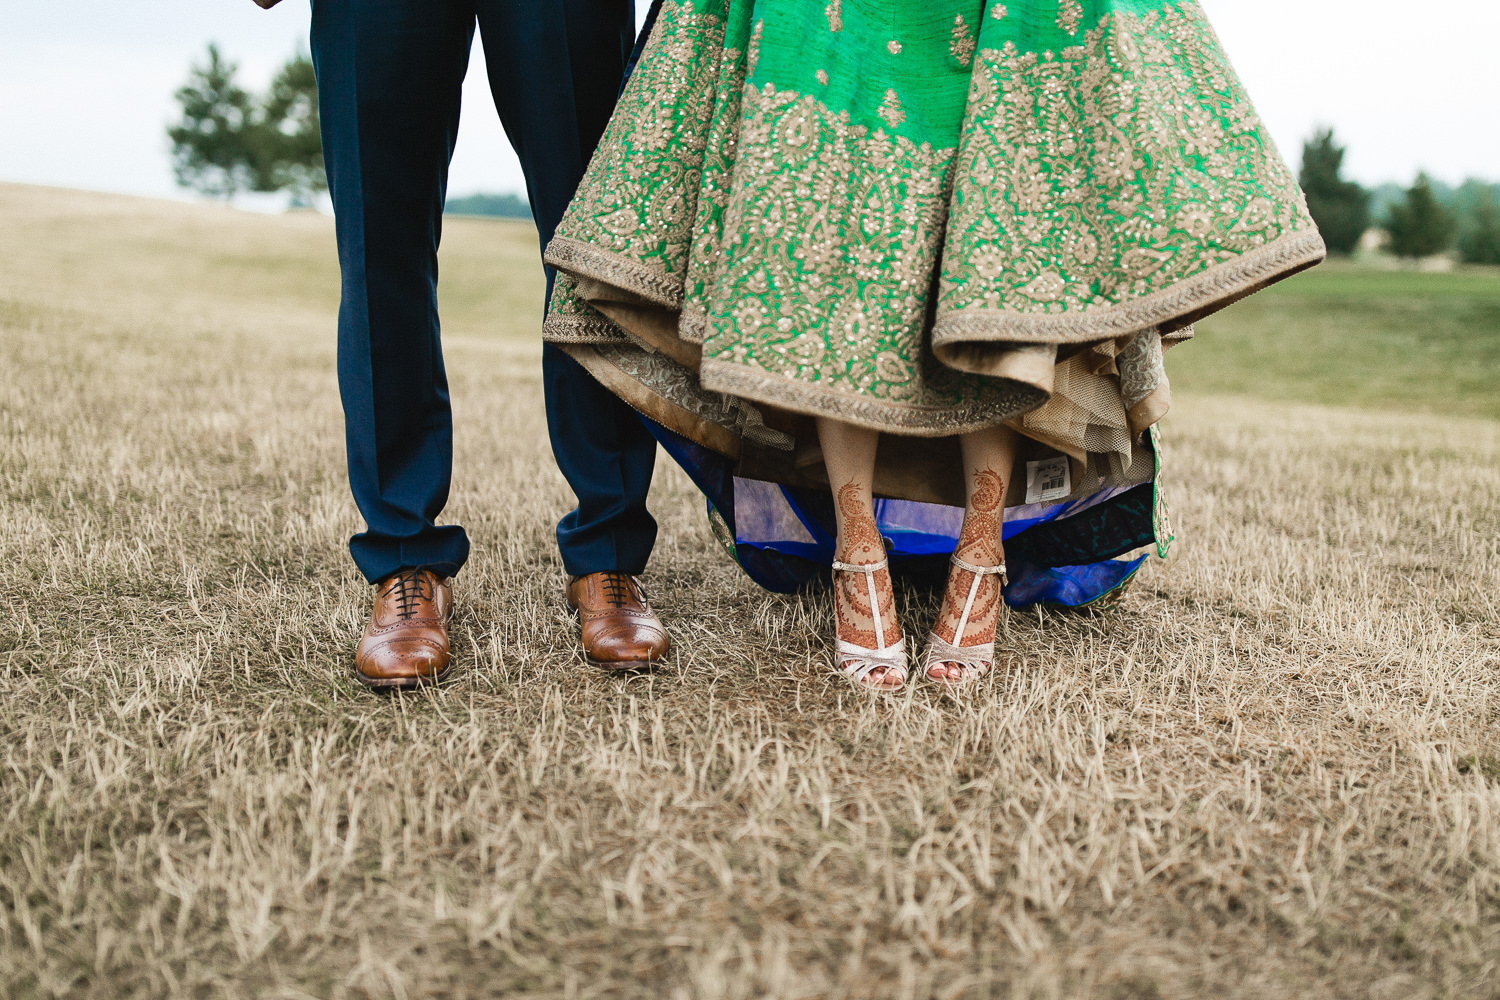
[836,637,908,685]
[831,557,890,574]
[831,557,895,654]
[950,554,1007,581]
[946,554,1006,654]
[922,632,993,680]
[830,558,905,687]
[836,636,907,658]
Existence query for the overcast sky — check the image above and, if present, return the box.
[2,0,1497,205]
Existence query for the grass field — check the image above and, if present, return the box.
[1179,261,1500,421]
[1,183,1498,999]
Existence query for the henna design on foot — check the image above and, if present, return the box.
[836,482,884,558]
[832,481,902,683]
[933,467,1007,663]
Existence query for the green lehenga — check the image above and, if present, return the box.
[543,0,1322,510]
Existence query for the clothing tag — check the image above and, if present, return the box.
[1025,456,1071,504]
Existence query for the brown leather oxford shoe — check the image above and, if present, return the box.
[354,569,454,689]
[566,572,669,671]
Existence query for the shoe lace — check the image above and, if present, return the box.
[600,572,636,609]
[386,569,434,620]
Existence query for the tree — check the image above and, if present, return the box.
[167,44,257,199]
[168,46,326,202]
[1458,193,1500,265]
[1299,128,1370,255]
[1386,173,1457,260]
[253,53,325,203]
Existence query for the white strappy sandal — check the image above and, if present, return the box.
[922,554,1007,685]
[831,557,908,691]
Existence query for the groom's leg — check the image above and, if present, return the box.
[311,0,475,584]
[476,0,660,578]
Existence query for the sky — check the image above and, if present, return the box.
[2,0,1497,205]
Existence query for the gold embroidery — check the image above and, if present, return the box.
[1056,0,1082,34]
[1150,425,1174,558]
[935,3,1321,346]
[699,83,1040,426]
[548,1,726,275]
[950,14,975,67]
[816,68,829,86]
[990,3,1008,19]
[543,0,1320,452]
[583,343,792,452]
[683,32,754,343]
[887,40,902,55]
[748,18,762,76]
[539,273,624,344]
[825,0,841,32]
[1116,329,1166,411]
[877,88,906,128]
[702,360,1042,435]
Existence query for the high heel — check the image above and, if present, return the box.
[923,554,1007,684]
[831,557,908,690]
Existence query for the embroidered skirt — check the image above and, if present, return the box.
[542,0,1323,509]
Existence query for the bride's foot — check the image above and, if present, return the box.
[926,466,1008,684]
[829,489,906,691]
[832,553,906,690]
[924,554,1006,684]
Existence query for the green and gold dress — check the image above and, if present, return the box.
[543,0,1322,512]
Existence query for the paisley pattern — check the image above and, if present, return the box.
[577,343,794,452]
[682,11,756,341]
[701,82,995,415]
[542,274,622,343]
[543,0,1322,454]
[1116,329,1166,412]
[933,2,1322,355]
[549,1,729,302]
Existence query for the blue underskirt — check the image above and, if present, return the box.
[645,419,1162,608]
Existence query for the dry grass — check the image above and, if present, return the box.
[1,183,1498,999]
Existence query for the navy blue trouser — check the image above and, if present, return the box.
[310,0,659,584]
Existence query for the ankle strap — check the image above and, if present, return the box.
[831,557,893,654]
[949,553,1006,650]
[951,554,1006,578]
[831,557,890,575]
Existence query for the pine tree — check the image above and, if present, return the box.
[1459,195,1500,265]
[1299,129,1369,255]
[168,46,326,203]
[167,45,257,199]
[1386,173,1457,260]
[252,53,325,203]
